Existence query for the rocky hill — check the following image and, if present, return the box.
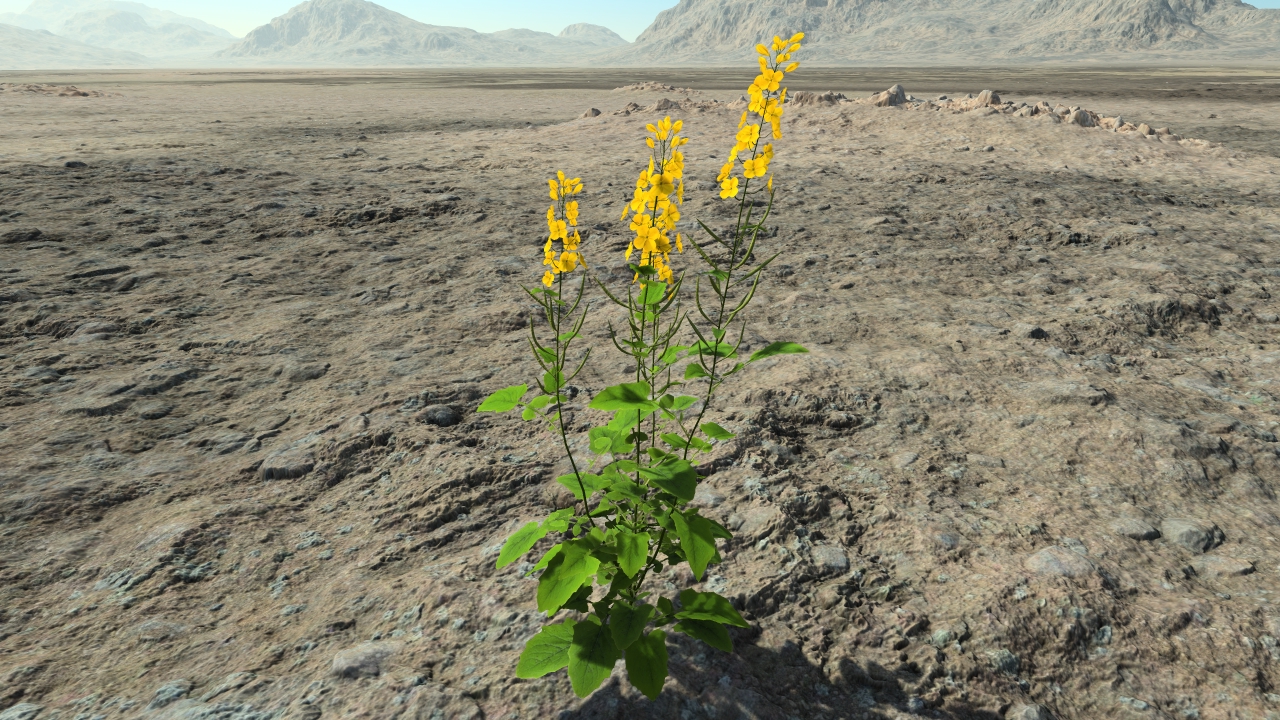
[614,0,1280,64]
[0,21,149,68]
[55,8,234,58]
[216,0,624,66]
[0,0,234,37]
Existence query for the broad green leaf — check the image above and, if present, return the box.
[590,382,658,412]
[692,340,737,359]
[659,345,690,366]
[528,395,553,410]
[672,511,717,581]
[672,395,699,411]
[555,473,606,501]
[657,596,676,620]
[536,347,556,364]
[674,618,732,652]
[543,370,565,393]
[639,460,697,502]
[568,615,621,698]
[684,363,709,380]
[521,407,537,421]
[478,384,527,412]
[557,331,579,342]
[700,422,735,440]
[562,584,593,613]
[689,437,713,452]
[609,601,653,650]
[748,341,809,363]
[536,541,599,614]
[542,508,574,532]
[516,619,576,678]
[496,521,549,569]
[661,433,689,450]
[625,629,668,700]
[616,530,650,578]
[530,543,561,574]
[676,589,749,628]
[638,282,667,305]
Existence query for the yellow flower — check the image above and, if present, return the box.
[548,178,559,200]
[789,32,805,43]
[743,155,769,179]
[565,201,579,225]
[756,43,768,55]
[767,175,774,191]
[785,61,800,72]
[720,177,739,199]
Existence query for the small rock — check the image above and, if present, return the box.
[64,160,88,168]
[147,679,193,709]
[893,452,919,469]
[987,648,1019,674]
[287,363,330,382]
[1160,518,1224,553]
[332,641,399,678]
[1007,704,1054,720]
[1191,555,1255,579]
[974,89,1000,106]
[259,449,316,481]
[580,108,601,118]
[418,404,460,427]
[953,145,970,152]
[811,545,849,575]
[1065,109,1095,127]
[1025,546,1096,578]
[1137,123,1154,136]
[1111,517,1160,541]
[871,84,908,107]
[981,145,995,152]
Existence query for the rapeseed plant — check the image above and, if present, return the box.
[478,32,808,701]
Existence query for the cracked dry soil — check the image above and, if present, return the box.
[2,70,1280,720]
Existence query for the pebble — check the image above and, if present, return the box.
[0,704,44,720]
[987,648,1020,674]
[147,679,193,709]
[1007,704,1054,720]
[811,545,849,575]
[1111,517,1161,541]
[331,641,399,678]
[1025,546,1096,578]
[1191,555,1255,579]
[1160,518,1224,553]
[418,404,461,427]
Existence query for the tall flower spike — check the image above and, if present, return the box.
[621,116,686,283]
[542,172,587,287]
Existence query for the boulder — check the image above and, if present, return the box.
[1191,555,1254,578]
[332,642,400,678]
[1161,518,1224,553]
[1137,123,1154,136]
[974,89,1000,106]
[1025,546,1096,578]
[791,90,847,106]
[871,84,907,107]
[580,108,601,118]
[1065,109,1095,127]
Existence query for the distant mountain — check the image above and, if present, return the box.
[616,0,1280,64]
[56,8,234,57]
[217,0,627,66]
[2,0,234,37]
[558,23,628,46]
[0,21,148,68]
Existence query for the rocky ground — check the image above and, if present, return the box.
[1,69,1280,720]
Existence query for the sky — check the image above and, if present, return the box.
[0,0,681,38]
[1,0,1278,38]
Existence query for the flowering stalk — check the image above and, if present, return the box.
[477,35,808,703]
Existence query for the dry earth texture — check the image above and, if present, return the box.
[1,68,1280,720]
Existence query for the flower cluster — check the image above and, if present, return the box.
[716,32,804,200]
[543,170,585,287]
[620,116,688,283]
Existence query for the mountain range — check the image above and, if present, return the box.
[1,0,1278,69]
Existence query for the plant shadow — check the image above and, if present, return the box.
[561,631,1006,720]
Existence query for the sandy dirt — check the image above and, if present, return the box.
[1,68,1280,720]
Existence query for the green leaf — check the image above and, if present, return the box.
[672,511,717,581]
[530,543,561,574]
[692,340,737,359]
[557,331,579,342]
[661,432,689,450]
[672,395,698,411]
[555,473,606,501]
[625,629,669,700]
[543,508,574,532]
[478,384,527,412]
[684,363,709,380]
[562,584,593,613]
[639,460,697,502]
[674,618,733,652]
[516,619,576,678]
[536,347,556,364]
[528,395,553,410]
[657,596,676,620]
[700,422,735,440]
[522,407,537,421]
[638,282,667,305]
[659,345,690,366]
[689,437,713,452]
[568,615,621,698]
[616,530,650,577]
[609,601,653,650]
[676,589,749,628]
[589,382,658,412]
[543,370,565,393]
[748,341,809,363]
[496,521,550,569]
[536,541,599,614]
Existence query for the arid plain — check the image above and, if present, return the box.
[2,67,1280,720]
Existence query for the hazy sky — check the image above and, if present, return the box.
[1,0,681,38]
[2,0,1278,38]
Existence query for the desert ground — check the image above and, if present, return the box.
[2,67,1280,720]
